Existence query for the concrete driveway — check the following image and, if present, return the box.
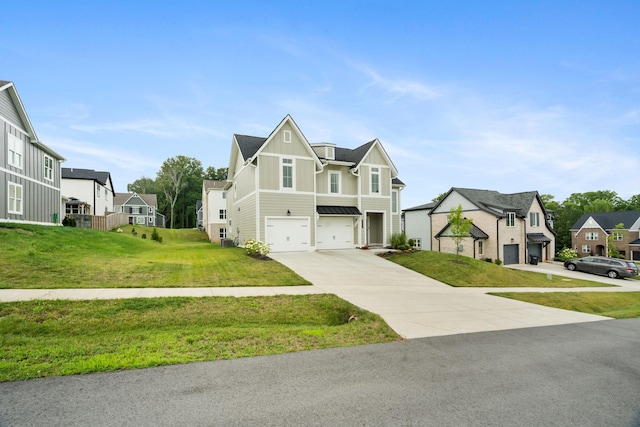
[270,250,610,339]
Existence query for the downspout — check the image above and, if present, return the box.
[524,219,527,264]
[350,168,362,247]
[496,217,500,261]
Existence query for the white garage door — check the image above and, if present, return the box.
[265,218,310,252]
[317,217,354,250]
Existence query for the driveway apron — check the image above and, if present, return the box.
[269,250,609,339]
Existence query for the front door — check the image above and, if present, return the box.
[366,212,384,246]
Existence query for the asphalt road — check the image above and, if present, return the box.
[2,319,639,427]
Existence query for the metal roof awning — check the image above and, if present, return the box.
[316,205,362,216]
[527,233,552,243]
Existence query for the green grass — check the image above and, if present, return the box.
[491,292,640,318]
[0,224,310,288]
[384,250,615,287]
[0,295,400,381]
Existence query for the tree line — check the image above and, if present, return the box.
[127,155,227,229]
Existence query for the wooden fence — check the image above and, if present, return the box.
[69,212,130,231]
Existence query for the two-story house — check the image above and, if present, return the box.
[429,188,555,264]
[114,192,166,228]
[225,115,404,252]
[61,168,115,216]
[202,180,227,243]
[402,202,436,250]
[570,211,640,260]
[1,80,65,225]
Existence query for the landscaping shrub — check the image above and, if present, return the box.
[141,234,147,239]
[494,258,503,265]
[555,247,578,262]
[245,239,270,257]
[390,233,408,249]
[151,228,162,243]
[62,216,76,227]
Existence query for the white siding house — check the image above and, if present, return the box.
[61,168,115,215]
[202,180,227,243]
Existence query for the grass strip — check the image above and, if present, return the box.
[384,250,614,287]
[490,291,640,318]
[0,295,400,382]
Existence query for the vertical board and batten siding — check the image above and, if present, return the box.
[316,167,358,196]
[258,155,315,192]
[1,108,62,224]
[233,163,256,200]
[261,125,312,158]
[316,195,359,207]
[0,89,22,126]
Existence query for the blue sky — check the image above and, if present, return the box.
[3,1,639,209]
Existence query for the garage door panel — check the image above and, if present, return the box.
[266,218,310,252]
[317,217,354,250]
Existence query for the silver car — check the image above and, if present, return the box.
[564,256,639,279]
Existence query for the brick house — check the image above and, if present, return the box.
[570,211,640,260]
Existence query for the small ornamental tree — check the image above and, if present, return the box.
[607,223,625,258]
[449,205,473,259]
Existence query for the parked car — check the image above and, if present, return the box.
[564,256,639,279]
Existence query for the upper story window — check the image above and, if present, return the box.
[8,134,23,169]
[148,206,154,214]
[392,190,398,213]
[529,212,539,227]
[219,209,226,220]
[283,130,291,143]
[370,167,380,194]
[329,171,340,194]
[222,191,226,199]
[8,182,23,214]
[44,155,54,181]
[585,232,599,240]
[613,231,624,241]
[506,212,515,227]
[282,158,294,189]
[96,183,101,197]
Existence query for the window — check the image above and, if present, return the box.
[8,134,23,169]
[219,228,227,239]
[148,217,154,224]
[582,245,591,254]
[282,158,293,189]
[96,183,101,197]
[412,238,422,249]
[371,167,380,194]
[529,212,539,227]
[8,182,23,214]
[478,241,484,255]
[585,232,599,240]
[136,216,145,224]
[506,212,515,227]
[131,206,142,214]
[219,209,226,220]
[44,155,54,181]
[283,130,291,143]
[329,172,340,194]
[613,232,623,241]
[148,206,154,214]
[222,192,226,199]
[392,190,398,213]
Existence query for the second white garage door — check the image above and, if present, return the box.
[317,217,354,250]
[265,218,310,252]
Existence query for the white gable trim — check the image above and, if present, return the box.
[354,139,398,178]
[576,216,607,236]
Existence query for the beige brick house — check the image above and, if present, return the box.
[570,211,640,260]
[429,188,555,265]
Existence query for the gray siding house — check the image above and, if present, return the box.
[114,192,166,228]
[1,80,65,225]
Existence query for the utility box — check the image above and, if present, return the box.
[221,238,233,248]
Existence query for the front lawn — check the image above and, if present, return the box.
[384,250,614,288]
[491,292,640,318]
[0,295,400,382]
[0,224,309,289]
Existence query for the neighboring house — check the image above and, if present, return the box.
[61,168,114,215]
[202,180,227,243]
[196,200,203,230]
[226,114,404,252]
[114,192,166,228]
[429,187,555,265]
[402,202,436,250]
[570,211,640,260]
[1,80,65,225]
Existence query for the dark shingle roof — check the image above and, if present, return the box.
[527,233,552,243]
[316,206,362,215]
[403,202,437,212]
[62,168,111,186]
[434,223,489,239]
[334,140,376,165]
[113,192,158,207]
[392,177,405,186]
[453,188,538,218]
[234,135,268,161]
[570,211,640,231]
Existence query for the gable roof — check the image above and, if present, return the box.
[62,168,113,187]
[0,80,65,161]
[203,180,227,191]
[570,211,640,231]
[439,187,540,218]
[434,223,489,239]
[114,192,158,207]
[403,202,437,212]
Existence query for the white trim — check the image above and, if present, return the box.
[8,182,23,214]
[7,133,24,170]
[281,157,295,190]
[329,171,341,194]
[259,189,316,196]
[0,218,59,226]
[370,166,380,195]
[44,154,54,182]
[0,113,28,135]
[0,166,61,191]
[283,130,291,143]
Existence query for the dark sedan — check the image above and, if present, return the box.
[564,256,639,279]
